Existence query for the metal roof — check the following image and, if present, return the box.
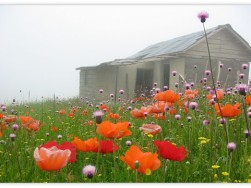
[127,25,226,60]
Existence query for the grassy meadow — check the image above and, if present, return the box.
[0,84,251,183]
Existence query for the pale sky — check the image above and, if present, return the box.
[0,5,251,103]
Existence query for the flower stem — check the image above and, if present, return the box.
[202,23,229,144]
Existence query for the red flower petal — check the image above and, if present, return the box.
[93,140,119,154]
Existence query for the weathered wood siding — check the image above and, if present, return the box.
[185,29,251,62]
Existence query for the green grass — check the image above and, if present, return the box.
[0,92,251,183]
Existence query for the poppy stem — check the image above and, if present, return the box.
[202,22,229,145]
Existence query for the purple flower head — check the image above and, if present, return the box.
[244,129,250,138]
[189,102,198,110]
[187,116,192,122]
[82,165,97,179]
[175,114,181,120]
[175,82,179,88]
[185,83,191,90]
[237,84,248,96]
[1,105,7,112]
[205,70,211,76]
[248,111,251,118]
[239,73,245,79]
[219,118,226,124]
[219,63,224,68]
[93,110,104,124]
[127,106,132,111]
[227,142,236,152]
[154,82,157,87]
[126,140,132,146]
[164,105,169,111]
[155,88,161,93]
[110,93,114,98]
[190,82,194,87]
[203,119,210,126]
[9,133,16,141]
[242,63,248,70]
[172,71,177,76]
[12,124,19,131]
[203,78,207,83]
[163,85,168,91]
[119,89,124,94]
[194,65,197,69]
[99,89,104,94]
[248,107,251,112]
[228,67,232,72]
[198,11,209,23]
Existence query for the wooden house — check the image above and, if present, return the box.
[76,24,251,101]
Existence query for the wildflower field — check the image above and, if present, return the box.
[0,11,251,183]
[0,83,251,183]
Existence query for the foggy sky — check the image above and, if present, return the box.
[1,5,251,104]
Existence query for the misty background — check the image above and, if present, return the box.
[0,5,251,104]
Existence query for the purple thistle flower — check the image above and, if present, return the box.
[228,67,232,72]
[172,71,177,76]
[242,63,248,70]
[119,89,124,94]
[126,140,132,146]
[198,11,209,23]
[237,84,248,96]
[194,65,197,69]
[155,88,161,93]
[57,135,62,139]
[219,63,224,68]
[244,129,250,138]
[175,82,179,88]
[189,102,198,110]
[239,73,245,79]
[10,133,16,141]
[99,89,104,94]
[110,93,114,98]
[175,114,181,120]
[163,85,168,91]
[203,119,210,126]
[12,124,19,131]
[205,70,211,76]
[93,110,104,124]
[227,142,236,152]
[248,112,251,118]
[154,82,157,86]
[219,118,226,124]
[82,165,97,179]
[185,83,191,90]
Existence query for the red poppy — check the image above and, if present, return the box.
[93,140,119,154]
[154,140,186,162]
[40,141,76,163]
[215,103,241,118]
[4,115,17,123]
[154,90,180,103]
[140,124,162,135]
[72,137,98,152]
[120,145,161,174]
[51,127,58,132]
[96,121,132,139]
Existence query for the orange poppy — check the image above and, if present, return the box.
[4,115,17,123]
[70,108,79,114]
[130,108,147,119]
[96,121,132,139]
[1,122,7,130]
[108,113,120,120]
[206,89,224,101]
[246,95,251,106]
[120,145,161,174]
[71,137,98,152]
[215,103,241,118]
[169,107,177,115]
[99,104,109,112]
[139,124,162,135]
[58,110,66,115]
[82,110,88,116]
[0,114,4,119]
[147,102,166,114]
[184,90,199,100]
[34,146,71,171]
[84,120,94,126]
[154,90,180,103]
[153,113,166,120]
[68,113,74,118]
[20,116,40,131]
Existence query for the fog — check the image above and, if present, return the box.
[0,5,251,104]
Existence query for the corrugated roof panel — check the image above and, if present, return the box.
[128,26,219,59]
